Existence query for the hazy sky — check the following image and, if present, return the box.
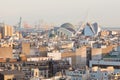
[0,0,120,27]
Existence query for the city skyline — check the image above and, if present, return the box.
[0,0,120,27]
[0,1,120,79]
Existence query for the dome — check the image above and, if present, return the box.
[57,23,76,38]
[61,23,75,30]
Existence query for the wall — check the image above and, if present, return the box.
[22,42,30,55]
[4,75,14,80]
[102,45,116,54]
[0,47,13,59]
[91,48,102,60]
[47,51,61,60]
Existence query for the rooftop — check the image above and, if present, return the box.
[0,70,24,75]
[61,23,76,31]
[103,53,120,58]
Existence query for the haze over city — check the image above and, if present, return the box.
[0,0,120,27]
[1,0,120,80]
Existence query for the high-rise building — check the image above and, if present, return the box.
[3,25,13,38]
[0,23,13,38]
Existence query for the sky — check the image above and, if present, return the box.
[0,0,120,27]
